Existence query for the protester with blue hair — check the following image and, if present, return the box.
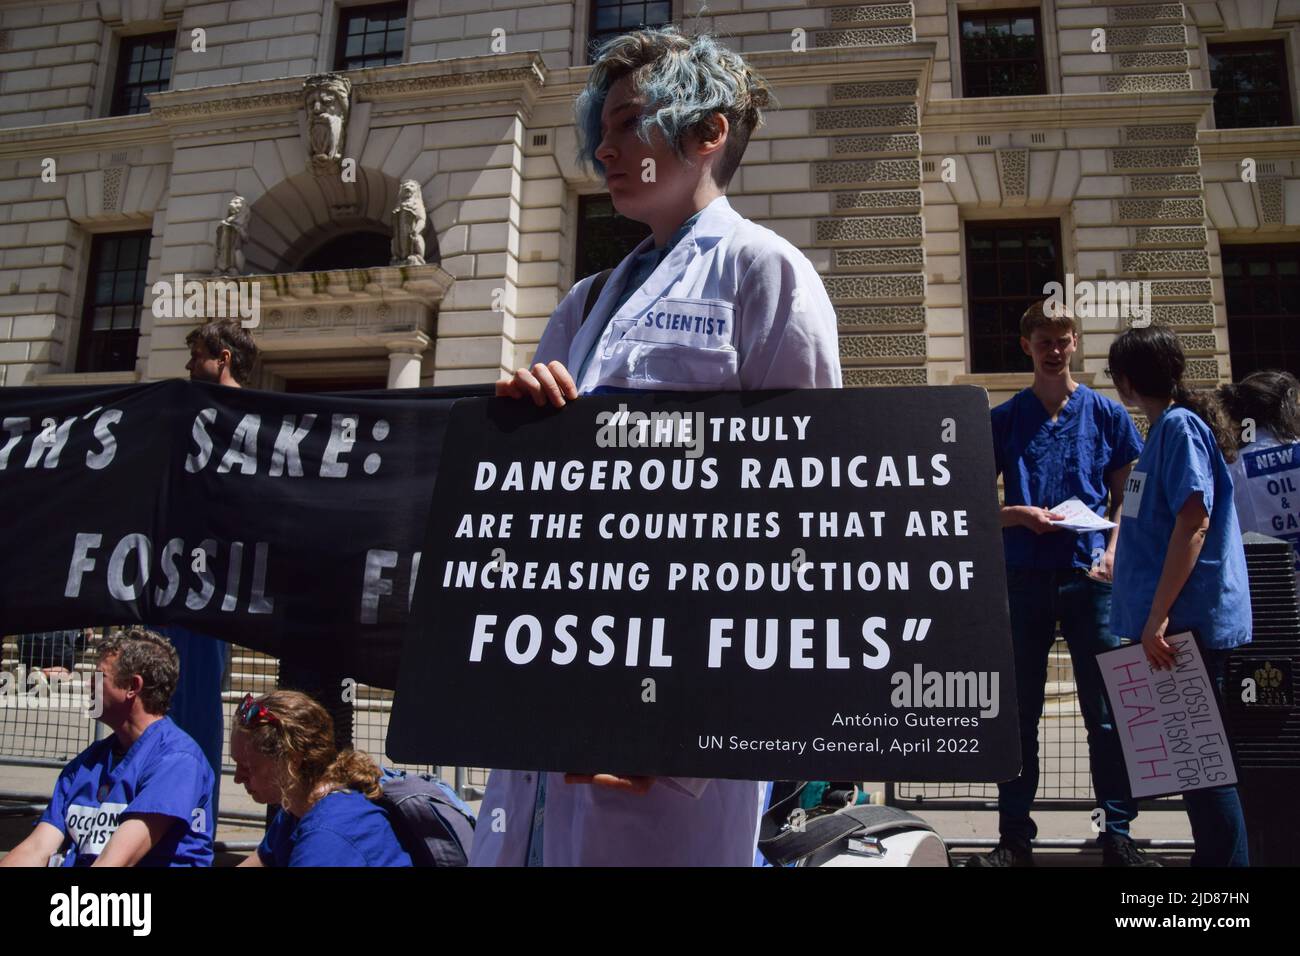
[477,25,841,866]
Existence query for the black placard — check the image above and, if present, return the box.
[389,387,1020,780]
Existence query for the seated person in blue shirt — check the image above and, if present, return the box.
[968,299,1151,868]
[1,627,215,867]
[232,690,411,867]
[1106,325,1251,867]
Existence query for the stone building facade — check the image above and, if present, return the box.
[0,0,1296,406]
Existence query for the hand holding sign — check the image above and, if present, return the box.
[1140,615,1176,669]
[497,361,579,408]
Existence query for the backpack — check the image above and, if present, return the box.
[377,768,476,867]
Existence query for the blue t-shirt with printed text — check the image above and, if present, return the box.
[991,383,1144,570]
[257,790,412,867]
[39,716,214,866]
[1110,405,1253,649]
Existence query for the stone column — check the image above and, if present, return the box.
[384,331,430,388]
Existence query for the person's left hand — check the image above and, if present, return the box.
[1087,548,1115,582]
[563,774,655,795]
[1141,616,1176,670]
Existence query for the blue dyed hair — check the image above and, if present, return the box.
[574,26,774,189]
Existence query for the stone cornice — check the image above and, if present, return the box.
[542,43,938,102]
[923,90,1216,132]
[148,53,548,123]
[0,54,549,158]
[1197,126,1300,160]
[0,112,166,160]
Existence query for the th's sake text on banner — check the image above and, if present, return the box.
[388,387,1021,781]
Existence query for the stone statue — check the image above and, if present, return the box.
[390,180,427,266]
[213,195,250,276]
[303,73,352,175]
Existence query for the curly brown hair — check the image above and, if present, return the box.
[96,627,179,715]
[236,689,382,807]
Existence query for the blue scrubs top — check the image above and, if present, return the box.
[1109,406,1253,649]
[991,383,1144,571]
[258,790,412,867]
[40,717,214,866]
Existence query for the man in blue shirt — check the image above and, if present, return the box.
[968,300,1151,867]
[0,628,214,867]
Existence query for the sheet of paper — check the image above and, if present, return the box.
[1049,496,1117,532]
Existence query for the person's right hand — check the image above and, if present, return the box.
[1019,506,1066,534]
[496,361,578,408]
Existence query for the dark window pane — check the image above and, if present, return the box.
[575,193,652,278]
[960,9,1044,98]
[968,233,995,261]
[1256,285,1280,313]
[1226,283,1251,313]
[1209,41,1293,129]
[78,232,150,372]
[996,232,1024,257]
[1224,244,1300,381]
[971,301,998,332]
[971,267,998,298]
[965,218,1063,373]
[999,262,1028,295]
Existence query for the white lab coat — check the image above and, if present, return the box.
[538,194,842,394]
[470,194,842,866]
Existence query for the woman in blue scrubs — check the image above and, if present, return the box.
[232,690,410,867]
[1105,326,1251,866]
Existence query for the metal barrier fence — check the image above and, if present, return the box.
[890,636,1176,812]
[4,629,1156,815]
[0,630,491,804]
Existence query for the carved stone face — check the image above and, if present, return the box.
[227,197,245,217]
[308,90,344,119]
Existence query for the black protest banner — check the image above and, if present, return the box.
[0,379,490,688]
[388,387,1021,781]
